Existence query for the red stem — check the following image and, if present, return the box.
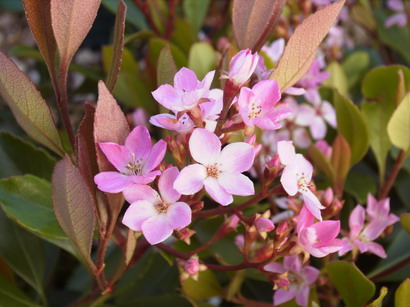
[132,0,162,35]
[378,150,406,199]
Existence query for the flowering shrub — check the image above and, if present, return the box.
[0,0,409,306]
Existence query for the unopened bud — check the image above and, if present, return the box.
[191,201,204,213]
[322,187,334,206]
[255,218,275,233]
[175,228,196,245]
[184,258,200,275]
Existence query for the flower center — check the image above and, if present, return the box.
[154,201,169,213]
[125,153,143,175]
[206,163,221,178]
[288,271,305,288]
[248,102,262,119]
[296,172,310,193]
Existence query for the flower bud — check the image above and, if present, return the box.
[322,187,334,206]
[255,218,275,233]
[226,49,259,87]
[184,258,200,275]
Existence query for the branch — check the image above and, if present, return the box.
[378,150,406,199]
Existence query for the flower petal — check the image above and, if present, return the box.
[295,286,310,307]
[167,202,192,229]
[204,177,233,206]
[159,167,181,203]
[122,200,157,231]
[219,142,255,173]
[252,79,281,109]
[302,189,324,221]
[152,84,182,111]
[173,164,207,195]
[189,128,221,165]
[123,184,159,204]
[94,172,133,193]
[141,214,173,245]
[280,166,298,196]
[277,141,296,165]
[142,140,167,174]
[349,205,365,238]
[125,126,151,160]
[98,143,131,173]
[218,172,254,196]
[274,288,297,306]
[264,262,285,274]
[311,220,340,246]
[302,266,320,284]
[174,67,198,91]
[310,116,327,140]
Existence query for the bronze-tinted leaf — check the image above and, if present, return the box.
[270,0,346,91]
[331,134,351,197]
[0,51,65,156]
[52,155,96,265]
[232,0,286,52]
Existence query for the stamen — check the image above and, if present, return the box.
[154,202,169,213]
[125,153,143,175]
[206,163,221,178]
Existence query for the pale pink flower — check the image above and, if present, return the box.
[264,255,319,307]
[338,205,388,258]
[174,128,255,206]
[297,207,342,258]
[262,38,285,64]
[277,141,325,220]
[297,59,330,105]
[366,194,399,228]
[238,80,292,130]
[296,100,336,140]
[223,49,259,87]
[152,67,215,112]
[122,167,191,245]
[94,126,166,193]
[149,113,194,133]
[131,108,148,127]
[385,0,407,28]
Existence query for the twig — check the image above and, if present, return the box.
[378,150,407,199]
[132,0,162,35]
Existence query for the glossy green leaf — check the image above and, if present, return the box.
[307,145,335,183]
[387,93,410,152]
[374,9,410,64]
[326,261,375,307]
[396,279,410,307]
[0,132,56,180]
[170,18,197,55]
[344,170,377,204]
[181,269,223,300]
[323,61,349,98]
[0,210,45,300]
[188,42,216,80]
[334,90,369,165]
[102,0,147,29]
[157,45,177,86]
[52,156,96,265]
[342,51,370,91]
[401,213,410,235]
[105,0,127,92]
[369,287,388,307]
[0,274,42,307]
[0,51,65,156]
[148,38,188,70]
[183,0,211,33]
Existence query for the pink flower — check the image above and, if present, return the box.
[223,49,259,87]
[338,205,388,258]
[174,128,255,206]
[152,67,215,113]
[297,59,330,105]
[385,0,407,28]
[277,141,325,220]
[94,126,167,193]
[366,194,399,228]
[255,217,275,233]
[149,113,195,133]
[315,140,332,159]
[184,257,200,275]
[297,207,342,258]
[131,108,148,127]
[262,38,285,65]
[238,80,292,130]
[122,167,191,245]
[296,100,336,140]
[264,256,319,307]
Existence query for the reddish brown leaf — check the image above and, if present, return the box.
[52,155,96,266]
[0,51,65,156]
[106,0,127,92]
[232,0,286,52]
[23,0,57,80]
[270,0,346,91]
[331,134,351,197]
[51,0,101,68]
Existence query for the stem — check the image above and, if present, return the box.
[370,255,410,282]
[378,150,406,199]
[220,122,245,134]
[132,0,162,36]
[214,80,239,135]
[193,186,283,218]
[164,0,177,39]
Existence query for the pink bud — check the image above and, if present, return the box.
[255,218,275,233]
[132,108,148,127]
[228,49,259,86]
[267,154,281,169]
[323,187,334,205]
[184,258,200,275]
[225,215,240,231]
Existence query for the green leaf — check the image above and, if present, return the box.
[387,93,410,152]
[369,286,388,307]
[0,274,42,307]
[181,270,223,300]
[307,145,335,183]
[102,0,147,29]
[334,89,369,165]
[157,45,177,86]
[188,42,216,80]
[52,156,96,266]
[105,0,127,92]
[326,261,375,307]
[361,100,394,181]
[374,9,410,64]
[342,51,370,91]
[183,0,211,33]
[344,170,377,204]
[323,61,349,98]
[0,51,65,156]
[331,134,351,196]
[0,175,74,254]
[148,38,188,69]
[0,210,45,300]
[0,132,56,180]
[401,213,410,235]
[396,279,410,307]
